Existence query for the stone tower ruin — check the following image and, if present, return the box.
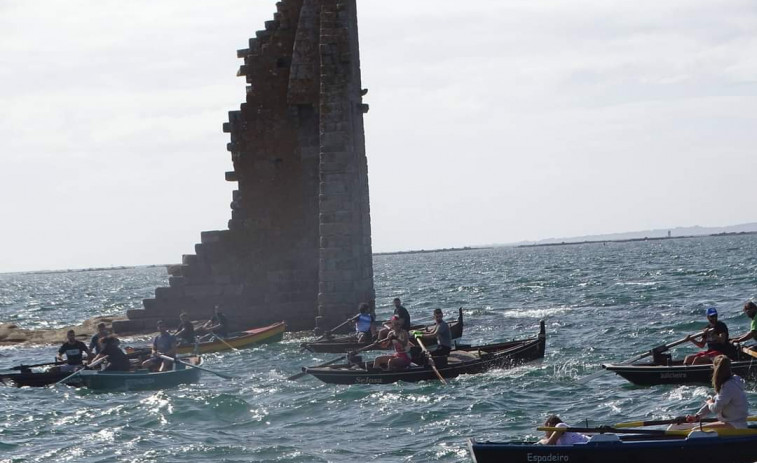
[114,0,374,333]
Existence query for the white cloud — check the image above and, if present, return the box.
[1,0,756,270]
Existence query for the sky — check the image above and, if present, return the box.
[1,0,756,272]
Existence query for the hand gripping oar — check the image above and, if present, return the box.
[579,331,702,384]
[157,354,235,380]
[288,336,390,381]
[414,337,447,385]
[54,356,108,385]
[314,314,360,342]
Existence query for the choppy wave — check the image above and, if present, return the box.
[1,235,757,461]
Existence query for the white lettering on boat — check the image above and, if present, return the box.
[354,377,383,384]
[527,453,569,462]
[660,372,687,379]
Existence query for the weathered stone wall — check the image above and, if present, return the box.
[114,0,374,334]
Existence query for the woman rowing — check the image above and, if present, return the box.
[679,355,749,429]
[372,315,411,371]
[538,415,589,445]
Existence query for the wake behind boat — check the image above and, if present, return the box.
[300,308,463,353]
[303,321,545,385]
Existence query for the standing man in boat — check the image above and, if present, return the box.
[56,330,92,372]
[377,298,412,341]
[683,307,735,364]
[732,301,757,344]
[393,298,411,331]
[352,303,375,343]
[142,320,178,372]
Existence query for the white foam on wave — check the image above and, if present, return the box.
[495,307,572,319]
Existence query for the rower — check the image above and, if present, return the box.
[732,301,757,345]
[142,320,178,372]
[427,308,452,357]
[174,312,196,346]
[91,335,131,372]
[373,315,412,371]
[56,330,92,373]
[351,302,375,344]
[538,416,589,445]
[678,356,749,429]
[89,322,113,355]
[377,298,412,341]
[683,307,735,365]
[198,305,229,340]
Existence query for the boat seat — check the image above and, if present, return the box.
[588,434,621,443]
[686,430,719,439]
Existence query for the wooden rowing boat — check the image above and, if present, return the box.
[0,350,151,388]
[302,321,545,385]
[468,429,757,463]
[300,308,464,353]
[70,356,203,391]
[176,321,286,354]
[603,348,757,386]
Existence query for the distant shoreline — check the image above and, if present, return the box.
[517,230,757,248]
[374,246,486,256]
[4,232,757,275]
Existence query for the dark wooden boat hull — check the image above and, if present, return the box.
[603,352,757,386]
[304,321,545,385]
[0,349,152,388]
[468,434,757,463]
[301,308,464,353]
[0,370,82,388]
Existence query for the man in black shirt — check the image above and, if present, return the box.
[57,330,91,372]
[393,298,411,331]
[174,312,196,345]
[200,305,229,338]
[684,307,735,365]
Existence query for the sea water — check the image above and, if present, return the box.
[1,234,756,462]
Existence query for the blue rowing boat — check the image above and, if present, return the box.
[71,356,203,391]
[468,429,757,463]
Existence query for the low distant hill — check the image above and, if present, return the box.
[515,222,757,246]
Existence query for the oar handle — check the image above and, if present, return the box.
[415,337,447,385]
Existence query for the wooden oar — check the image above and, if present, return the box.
[5,360,65,371]
[54,356,108,385]
[157,353,228,379]
[315,314,359,342]
[157,354,235,380]
[212,334,240,352]
[741,346,757,359]
[614,417,716,428]
[288,336,390,381]
[538,425,757,437]
[415,337,447,385]
[579,332,701,384]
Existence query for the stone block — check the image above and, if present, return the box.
[167,264,185,276]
